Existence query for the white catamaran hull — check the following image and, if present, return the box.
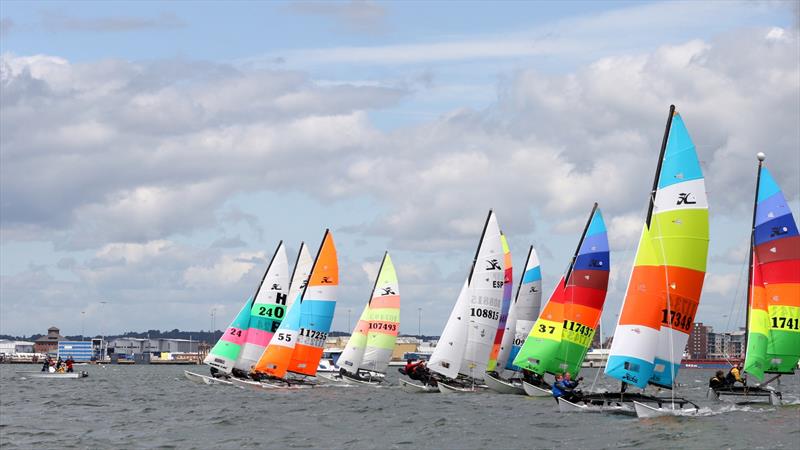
[17,371,88,379]
[557,397,631,414]
[484,373,524,395]
[184,370,233,386]
[399,378,438,393]
[438,381,485,394]
[633,401,698,418]
[522,381,552,397]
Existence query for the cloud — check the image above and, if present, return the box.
[286,0,386,34]
[40,11,185,32]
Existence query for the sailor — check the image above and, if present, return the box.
[708,370,726,389]
[725,363,746,386]
[551,373,566,404]
[65,356,74,373]
[561,372,583,402]
[41,356,51,372]
[563,372,583,390]
[404,359,422,380]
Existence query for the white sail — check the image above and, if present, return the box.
[428,279,470,379]
[496,246,543,373]
[287,242,313,309]
[460,211,505,381]
[235,242,289,372]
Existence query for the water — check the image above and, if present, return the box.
[1,364,798,449]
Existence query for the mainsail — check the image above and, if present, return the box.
[338,252,401,373]
[743,158,800,380]
[503,246,543,372]
[234,242,289,372]
[287,242,314,309]
[428,211,505,381]
[606,106,709,389]
[487,234,513,372]
[203,297,253,373]
[513,204,609,377]
[287,229,338,376]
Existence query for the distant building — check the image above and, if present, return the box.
[687,322,711,359]
[707,328,746,359]
[34,326,65,354]
[107,337,200,356]
[58,341,94,362]
[0,340,35,355]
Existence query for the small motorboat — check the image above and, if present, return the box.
[18,371,88,379]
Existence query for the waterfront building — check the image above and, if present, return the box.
[58,341,94,362]
[687,322,711,359]
[107,337,200,356]
[0,340,34,355]
[33,326,64,354]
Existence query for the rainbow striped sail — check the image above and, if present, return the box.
[203,297,253,373]
[606,106,709,389]
[235,242,289,373]
[487,234,513,372]
[503,246,543,372]
[338,252,401,374]
[513,204,609,377]
[288,230,338,376]
[744,158,800,380]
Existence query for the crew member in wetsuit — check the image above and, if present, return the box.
[561,372,583,402]
[41,357,51,372]
[551,373,566,404]
[65,356,74,373]
[709,370,726,389]
[726,363,746,386]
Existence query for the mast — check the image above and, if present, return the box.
[744,153,765,358]
[564,202,599,284]
[367,251,389,307]
[515,245,534,304]
[645,104,676,228]
[466,210,493,285]
[251,240,283,303]
[288,242,305,291]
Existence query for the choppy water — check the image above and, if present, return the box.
[1,364,798,449]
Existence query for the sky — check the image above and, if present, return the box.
[1,0,798,338]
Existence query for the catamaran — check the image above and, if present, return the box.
[402,210,505,393]
[328,251,400,385]
[187,241,297,385]
[511,204,609,398]
[484,244,543,395]
[238,230,338,389]
[556,106,706,417]
[710,153,799,406]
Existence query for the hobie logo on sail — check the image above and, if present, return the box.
[485,259,501,270]
[771,226,789,237]
[381,287,396,295]
[676,193,696,205]
[321,276,333,284]
[271,283,282,290]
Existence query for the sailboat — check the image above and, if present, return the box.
[415,210,505,393]
[486,234,513,375]
[511,204,609,398]
[710,153,799,406]
[558,106,706,417]
[243,230,338,389]
[186,241,290,385]
[484,244,543,394]
[331,251,401,385]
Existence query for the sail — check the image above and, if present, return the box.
[203,296,253,373]
[234,242,289,372]
[287,242,313,308]
[428,280,469,379]
[252,241,314,378]
[504,246,543,372]
[459,211,505,381]
[744,163,800,380]
[606,107,709,389]
[287,230,338,376]
[513,204,609,377]
[487,234,513,372]
[361,253,401,373]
